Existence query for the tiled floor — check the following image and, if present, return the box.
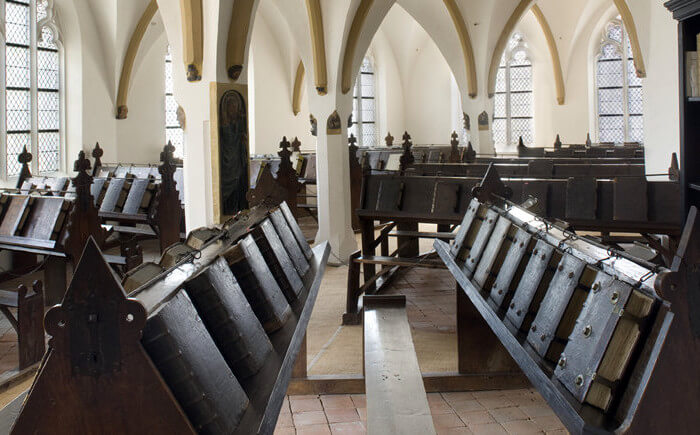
[276,390,568,434]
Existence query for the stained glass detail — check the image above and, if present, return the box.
[165,46,184,158]
[596,17,644,144]
[492,34,533,150]
[350,57,376,147]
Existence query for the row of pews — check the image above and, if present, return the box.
[1,201,330,434]
[431,187,698,433]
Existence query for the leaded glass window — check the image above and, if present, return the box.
[348,57,377,147]
[492,33,533,151]
[2,0,62,177]
[595,17,643,143]
[165,46,184,158]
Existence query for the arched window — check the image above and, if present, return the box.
[348,57,377,147]
[164,46,184,158]
[492,33,533,151]
[595,17,643,143]
[2,0,62,177]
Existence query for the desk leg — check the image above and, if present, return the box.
[292,334,307,379]
[397,222,419,257]
[44,257,67,306]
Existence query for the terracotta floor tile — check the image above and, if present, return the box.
[430,400,455,414]
[520,404,555,419]
[276,413,294,428]
[488,406,528,424]
[291,398,324,413]
[433,413,466,429]
[501,419,544,434]
[442,392,475,404]
[469,422,508,435]
[472,390,507,400]
[325,408,359,424]
[459,410,496,427]
[450,400,485,413]
[532,416,565,432]
[330,421,366,434]
[350,395,366,408]
[437,427,474,435]
[475,397,515,410]
[356,408,367,421]
[545,429,569,435]
[296,424,331,435]
[273,427,295,435]
[293,411,328,427]
[321,395,355,410]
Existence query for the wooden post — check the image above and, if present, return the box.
[276,137,302,217]
[349,134,362,231]
[17,281,44,369]
[449,131,461,163]
[91,142,104,177]
[399,132,415,174]
[16,146,32,190]
[154,142,184,253]
[61,151,105,266]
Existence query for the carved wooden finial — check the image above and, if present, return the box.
[669,152,680,181]
[279,136,292,160]
[399,132,415,173]
[74,150,92,175]
[464,141,476,163]
[451,131,459,147]
[19,146,32,165]
[554,134,562,149]
[385,132,394,147]
[586,133,592,147]
[291,137,301,152]
[518,136,525,148]
[348,134,358,148]
[92,142,104,159]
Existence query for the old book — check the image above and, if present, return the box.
[142,291,249,433]
[185,257,272,379]
[122,178,150,215]
[159,243,195,269]
[223,236,292,332]
[252,220,304,302]
[21,197,67,240]
[122,262,165,293]
[186,227,221,250]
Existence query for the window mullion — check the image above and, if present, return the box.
[505,62,512,147]
[29,0,38,173]
[0,0,7,179]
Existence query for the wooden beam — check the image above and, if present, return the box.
[226,0,255,81]
[613,0,647,78]
[115,0,159,119]
[487,0,535,98]
[179,0,203,81]
[531,5,565,105]
[341,0,374,94]
[292,61,305,115]
[443,0,478,98]
[305,0,328,95]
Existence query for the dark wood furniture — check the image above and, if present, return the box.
[363,295,436,435]
[5,201,330,434]
[435,183,698,433]
[0,281,44,370]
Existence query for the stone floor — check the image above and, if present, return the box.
[276,390,567,434]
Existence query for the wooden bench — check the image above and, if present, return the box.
[433,186,699,433]
[4,200,330,434]
[0,281,44,370]
[363,295,436,435]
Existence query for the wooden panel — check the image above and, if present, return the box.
[122,178,150,215]
[462,209,499,275]
[489,228,532,309]
[100,178,127,212]
[20,197,66,241]
[375,180,404,212]
[527,254,586,357]
[472,217,512,289]
[506,240,556,330]
[566,178,597,220]
[364,295,436,435]
[0,196,31,236]
[451,199,480,257]
[614,177,648,221]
